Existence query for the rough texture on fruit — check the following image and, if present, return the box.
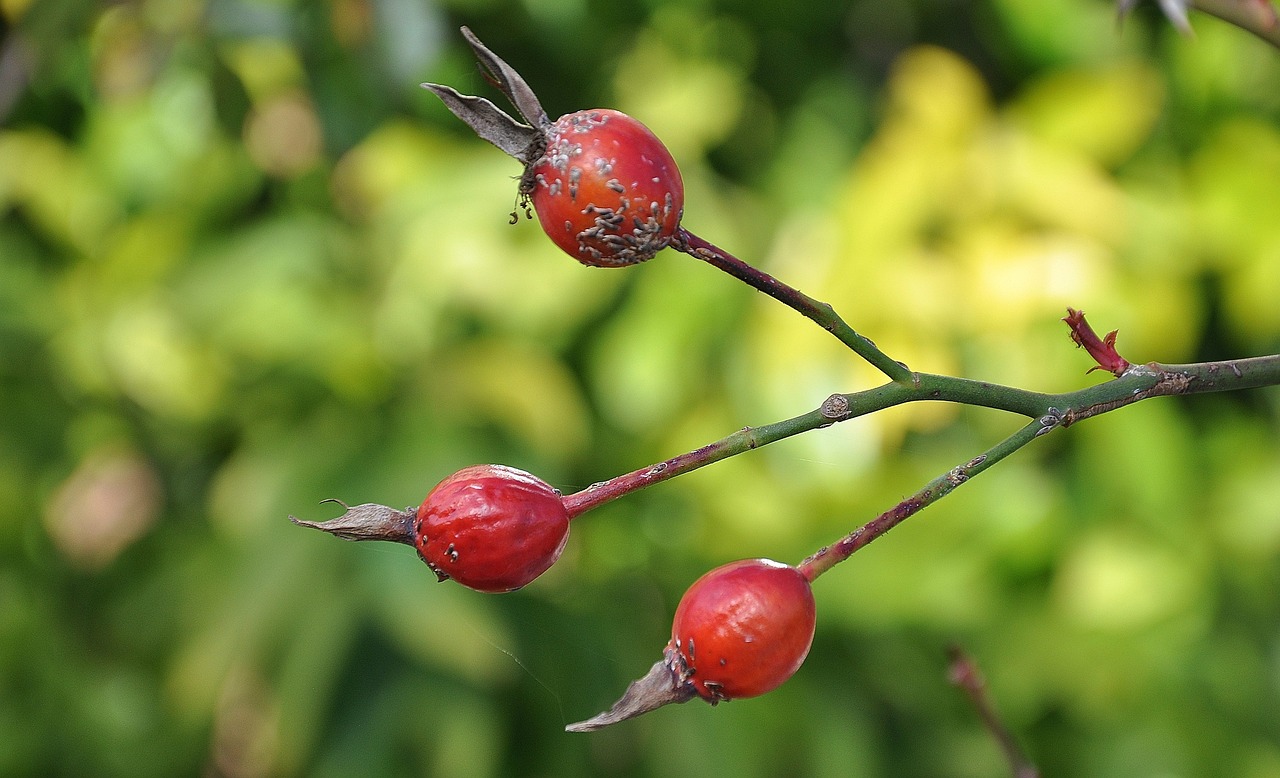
[415,464,569,593]
[525,109,683,267]
[668,558,816,701]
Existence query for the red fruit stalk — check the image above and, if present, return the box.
[566,559,816,732]
[290,464,570,593]
[423,28,684,266]
[798,417,1050,581]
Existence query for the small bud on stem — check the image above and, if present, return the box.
[1063,307,1131,377]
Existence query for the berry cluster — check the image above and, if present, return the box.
[293,28,821,730]
[292,26,1280,736]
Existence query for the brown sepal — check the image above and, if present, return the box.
[565,649,698,732]
[289,500,417,545]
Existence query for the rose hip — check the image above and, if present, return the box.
[290,464,570,593]
[415,464,570,592]
[566,558,817,731]
[668,558,817,701]
[422,28,684,267]
[524,108,683,266]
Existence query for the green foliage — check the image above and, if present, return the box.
[2,0,1278,775]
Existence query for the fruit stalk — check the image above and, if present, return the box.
[560,377,1034,518]
[674,228,915,384]
[797,416,1052,581]
[947,646,1041,778]
[562,351,1280,517]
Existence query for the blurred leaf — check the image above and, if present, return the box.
[1009,61,1164,166]
[1052,528,1205,629]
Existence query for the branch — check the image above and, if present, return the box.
[672,228,915,384]
[797,416,1053,580]
[561,376,1049,517]
[947,646,1041,778]
[561,352,1280,518]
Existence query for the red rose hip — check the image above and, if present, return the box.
[566,558,817,731]
[525,109,683,266]
[668,558,817,701]
[415,464,570,592]
[422,28,684,267]
[289,464,570,593]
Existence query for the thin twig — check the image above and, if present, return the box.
[797,416,1053,580]
[673,228,915,384]
[562,352,1280,518]
[947,646,1040,778]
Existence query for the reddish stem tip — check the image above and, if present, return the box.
[1063,307,1130,377]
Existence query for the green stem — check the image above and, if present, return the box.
[797,417,1051,581]
[561,355,1280,519]
[672,228,915,384]
[562,406,831,518]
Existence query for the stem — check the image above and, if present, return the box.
[563,405,834,518]
[947,646,1041,778]
[797,417,1052,581]
[1155,354,1280,391]
[562,355,1280,518]
[563,377,1050,517]
[1193,0,1280,48]
[673,228,915,384]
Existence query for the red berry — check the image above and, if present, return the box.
[667,559,816,701]
[565,558,817,731]
[422,30,684,267]
[415,464,570,592]
[523,109,684,267]
[289,464,570,594]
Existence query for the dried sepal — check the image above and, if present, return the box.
[459,26,548,128]
[565,650,696,732]
[419,82,541,160]
[420,27,550,163]
[289,501,416,544]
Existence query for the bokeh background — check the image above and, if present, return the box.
[3,0,1280,775]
